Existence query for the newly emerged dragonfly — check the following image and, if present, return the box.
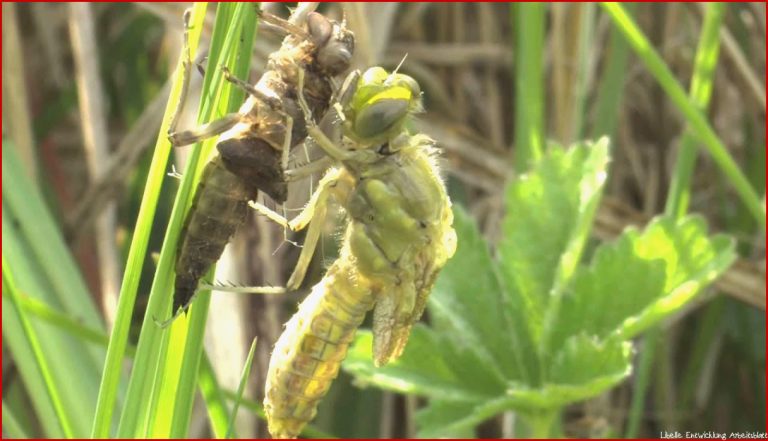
[250,67,457,438]
[167,7,355,313]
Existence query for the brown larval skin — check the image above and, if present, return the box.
[173,13,355,312]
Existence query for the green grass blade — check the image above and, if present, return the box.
[601,2,765,229]
[91,4,209,437]
[220,390,337,439]
[591,3,635,139]
[665,3,726,218]
[3,258,74,437]
[18,287,231,438]
[148,316,190,437]
[571,3,597,141]
[513,2,546,172]
[199,354,233,438]
[18,295,113,349]
[168,4,258,438]
[226,338,258,438]
[115,3,257,437]
[2,402,30,439]
[4,141,105,437]
[111,4,209,437]
[625,327,659,438]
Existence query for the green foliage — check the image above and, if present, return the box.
[601,2,764,228]
[93,3,258,437]
[344,139,736,436]
[3,142,107,438]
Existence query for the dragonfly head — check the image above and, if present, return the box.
[345,66,422,145]
[308,12,355,76]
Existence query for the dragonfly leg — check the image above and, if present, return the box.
[220,65,281,111]
[166,13,242,148]
[168,114,241,147]
[284,156,334,182]
[250,201,290,229]
[284,169,341,290]
[166,9,195,146]
[197,284,287,295]
[251,167,350,290]
[296,70,353,161]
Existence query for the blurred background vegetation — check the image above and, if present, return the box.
[2,2,765,438]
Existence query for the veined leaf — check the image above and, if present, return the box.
[506,335,632,409]
[497,138,609,351]
[429,207,522,384]
[551,215,736,349]
[345,328,485,403]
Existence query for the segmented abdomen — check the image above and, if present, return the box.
[173,155,256,311]
[264,258,375,439]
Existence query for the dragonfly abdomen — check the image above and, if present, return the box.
[265,259,375,438]
[174,155,256,311]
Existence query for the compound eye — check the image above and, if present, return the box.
[390,74,421,97]
[354,98,409,139]
[317,41,352,74]
[360,67,389,87]
[307,12,332,47]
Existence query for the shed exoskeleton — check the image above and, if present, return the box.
[167,8,355,313]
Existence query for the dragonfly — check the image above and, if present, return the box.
[167,7,355,313]
[248,66,457,438]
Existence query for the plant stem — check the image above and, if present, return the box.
[602,2,764,229]
[513,2,546,172]
[524,409,558,438]
[665,3,726,219]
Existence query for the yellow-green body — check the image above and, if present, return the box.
[265,134,456,438]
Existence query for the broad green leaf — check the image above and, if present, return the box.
[345,328,485,402]
[551,215,736,349]
[430,207,523,383]
[497,138,609,352]
[414,400,475,437]
[506,335,632,409]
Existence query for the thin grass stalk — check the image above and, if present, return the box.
[18,290,232,437]
[198,354,232,438]
[119,1,240,434]
[601,2,765,229]
[2,258,74,437]
[625,328,659,437]
[572,3,597,142]
[679,297,725,413]
[665,3,726,219]
[90,4,208,435]
[513,2,546,172]
[226,338,259,438]
[19,295,114,349]
[591,4,634,140]
[167,4,258,437]
[107,4,208,436]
